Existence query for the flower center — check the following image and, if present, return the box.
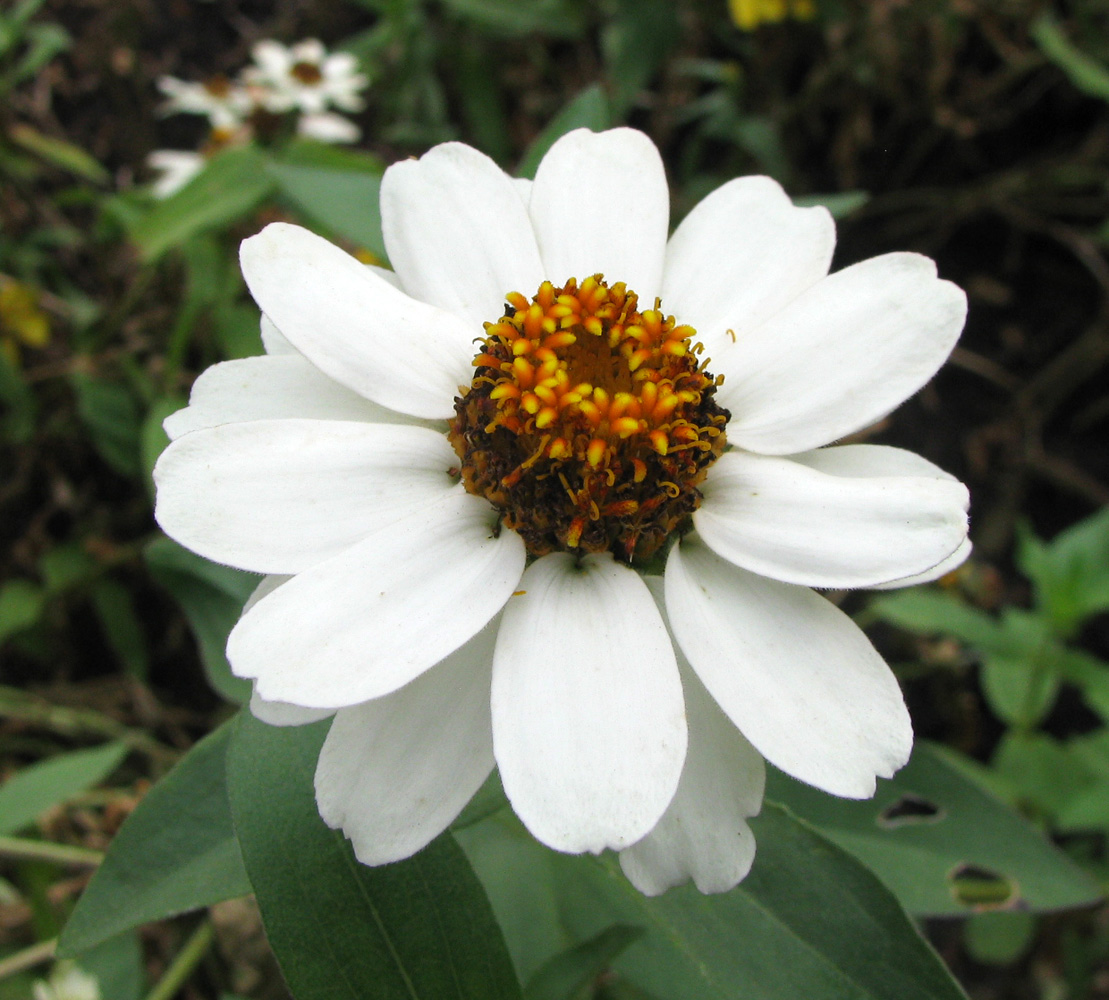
[290,61,324,85]
[449,275,729,565]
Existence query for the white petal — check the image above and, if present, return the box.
[492,552,686,854]
[297,111,360,143]
[163,355,415,440]
[871,536,973,589]
[314,620,496,865]
[789,442,960,480]
[382,143,545,325]
[529,129,669,303]
[665,538,912,798]
[513,177,533,207]
[249,688,334,727]
[154,419,459,574]
[715,253,967,454]
[244,580,334,727]
[229,490,525,707]
[788,444,974,587]
[260,314,295,354]
[620,584,764,896]
[695,449,969,589]
[662,176,834,361]
[240,223,475,420]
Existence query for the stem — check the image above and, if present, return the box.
[142,921,215,1000]
[0,938,56,979]
[0,836,104,867]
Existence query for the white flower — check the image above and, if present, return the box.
[154,128,969,896]
[146,149,206,198]
[33,963,100,1000]
[156,75,250,130]
[243,39,367,116]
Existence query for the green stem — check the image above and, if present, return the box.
[0,836,103,867]
[142,921,214,1000]
[0,938,56,979]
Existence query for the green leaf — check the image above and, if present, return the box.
[58,720,249,957]
[268,160,387,261]
[90,577,149,680]
[70,372,142,477]
[0,578,45,643]
[793,191,870,218]
[0,349,36,443]
[0,741,127,836]
[990,731,1097,823]
[962,911,1036,966]
[438,0,585,37]
[144,537,257,703]
[517,86,612,180]
[460,807,968,1000]
[212,303,264,360]
[227,711,523,1000]
[524,925,644,1000]
[979,609,1061,727]
[1031,13,1109,102]
[74,931,145,1000]
[1015,509,1109,635]
[8,123,108,184]
[869,589,1003,648]
[601,0,679,116]
[39,542,96,594]
[130,146,275,262]
[766,740,1100,916]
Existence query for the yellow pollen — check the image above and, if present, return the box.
[449,275,729,564]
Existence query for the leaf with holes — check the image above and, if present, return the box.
[765,740,1099,916]
[459,807,969,1000]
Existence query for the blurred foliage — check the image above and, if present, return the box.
[1,0,1109,996]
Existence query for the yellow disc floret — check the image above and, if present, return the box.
[450,275,729,565]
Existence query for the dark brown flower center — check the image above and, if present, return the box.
[449,275,728,565]
[290,61,324,85]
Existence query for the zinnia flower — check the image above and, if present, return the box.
[154,128,969,895]
[243,39,367,116]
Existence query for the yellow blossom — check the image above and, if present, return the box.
[728,0,816,31]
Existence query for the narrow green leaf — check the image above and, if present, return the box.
[1031,13,1109,102]
[227,711,523,1000]
[268,160,386,261]
[145,537,257,703]
[0,578,45,643]
[131,146,275,262]
[793,191,870,218]
[460,806,969,1000]
[517,86,611,180]
[70,373,142,477]
[8,123,108,184]
[438,0,585,37]
[90,577,149,680]
[601,0,678,116]
[0,349,36,443]
[0,741,127,836]
[766,740,1100,916]
[524,925,644,1000]
[58,720,249,957]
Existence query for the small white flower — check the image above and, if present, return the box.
[146,149,206,198]
[33,963,101,1000]
[156,75,250,130]
[154,128,969,896]
[244,39,367,116]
